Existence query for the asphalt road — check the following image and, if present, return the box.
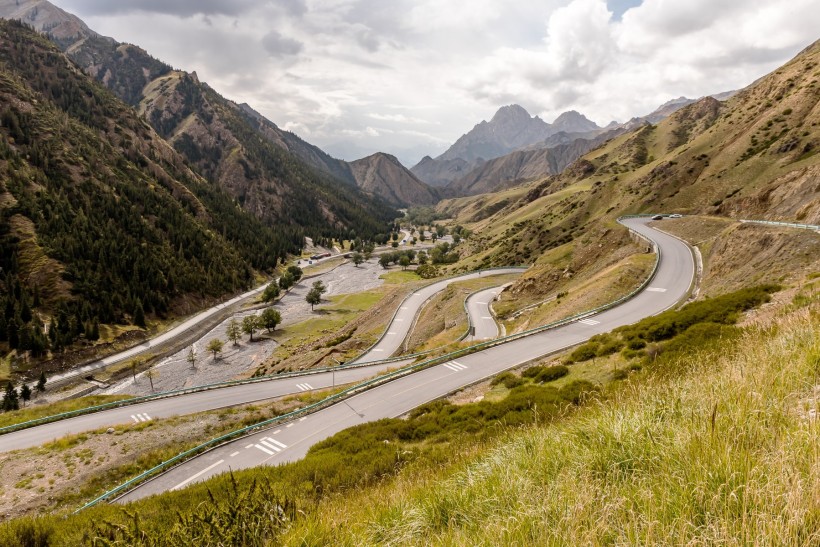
[0,270,521,452]
[352,268,526,363]
[44,284,269,388]
[116,218,694,503]
[465,286,504,341]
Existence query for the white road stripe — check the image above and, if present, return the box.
[259,440,281,452]
[267,438,288,449]
[172,459,224,490]
[286,423,294,428]
[400,307,408,310]
[372,348,384,352]
[140,413,151,421]
[230,451,240,458]
[647,287,667,292]
[254,444,274,455]
[444,363,459,371]
[245,444,254,449]
[579,318,600,325]
[131,415,139,423]
[481,316,493,319]
[451,361,467,370]
[387,332,397,335]
[475,301,487,305]
[299,417,307,422]
[273,429,281,434]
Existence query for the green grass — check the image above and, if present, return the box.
[0,395,131,429]
[379,270,421,284]
[0,354,10,383]
[0,287,806,545]
[283,302,820,544]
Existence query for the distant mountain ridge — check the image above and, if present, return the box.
[0,0,433,207]
[412,105,603,189]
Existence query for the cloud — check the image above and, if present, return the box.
[59,0,262,18]
[54,0,820,166]
[261,30,303,57]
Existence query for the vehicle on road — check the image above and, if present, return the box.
[651,215,663,220]
[669,214,683,218]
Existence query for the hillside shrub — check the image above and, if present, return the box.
[534,365,569,384]
[490,371,524,389]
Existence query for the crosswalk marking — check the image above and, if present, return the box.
[646,287,667,292]
[131,413,152,423]
[254,444,274,455]
[296,383,314,391]
[266,438,288,449]
[443,361,468,371]
[259,440,281,452]
[579,318,600,326]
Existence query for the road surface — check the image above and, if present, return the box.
[0,271,522,452]
[115,218,694,503]
[465,286,505,341]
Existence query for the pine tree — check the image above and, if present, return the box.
[2,382,19,412]
[36,370,46,392]
[20,384,31,407]
[133,300,146,328]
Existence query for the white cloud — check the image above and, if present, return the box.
[54,0,820,166]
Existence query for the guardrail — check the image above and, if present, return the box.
[1,268,525,436]
[739,219,820,231]
[78,219,665,511]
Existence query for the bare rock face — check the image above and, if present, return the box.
[349,153,439,206]
[412,104,602,190]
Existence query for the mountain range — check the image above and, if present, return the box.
[0,0,436,207]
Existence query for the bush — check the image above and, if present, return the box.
[558,380,598,404]
[534,365,569,384]
[522,366,546,379]
[567,343,599,363]
[490,372,524,389]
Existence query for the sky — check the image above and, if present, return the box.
[55,0,820,167]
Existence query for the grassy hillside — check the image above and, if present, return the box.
[0,21,319,370]
[0,283,814,545]
[435,40,820,287]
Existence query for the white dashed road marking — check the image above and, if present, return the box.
[647,287,667,292]
[481,316,493,319]
[230,451,240,458]
[443,361,468,371]
[267,438,288,449]
[172,459,224,491]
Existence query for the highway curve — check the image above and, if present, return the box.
[115,218,694,503]
[0,270,523,452]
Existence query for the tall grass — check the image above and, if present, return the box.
[286,307,819,545]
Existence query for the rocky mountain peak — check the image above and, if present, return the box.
[552,110,599,133]
[490,104,535,126]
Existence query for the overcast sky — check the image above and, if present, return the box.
[56,0,819,167]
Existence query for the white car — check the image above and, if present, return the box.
[669,214,683,218]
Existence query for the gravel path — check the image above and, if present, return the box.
[102,259,388,397]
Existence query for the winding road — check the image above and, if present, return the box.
[114,218,694,503]
[465,286,505,341]
[0,270,522,452]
